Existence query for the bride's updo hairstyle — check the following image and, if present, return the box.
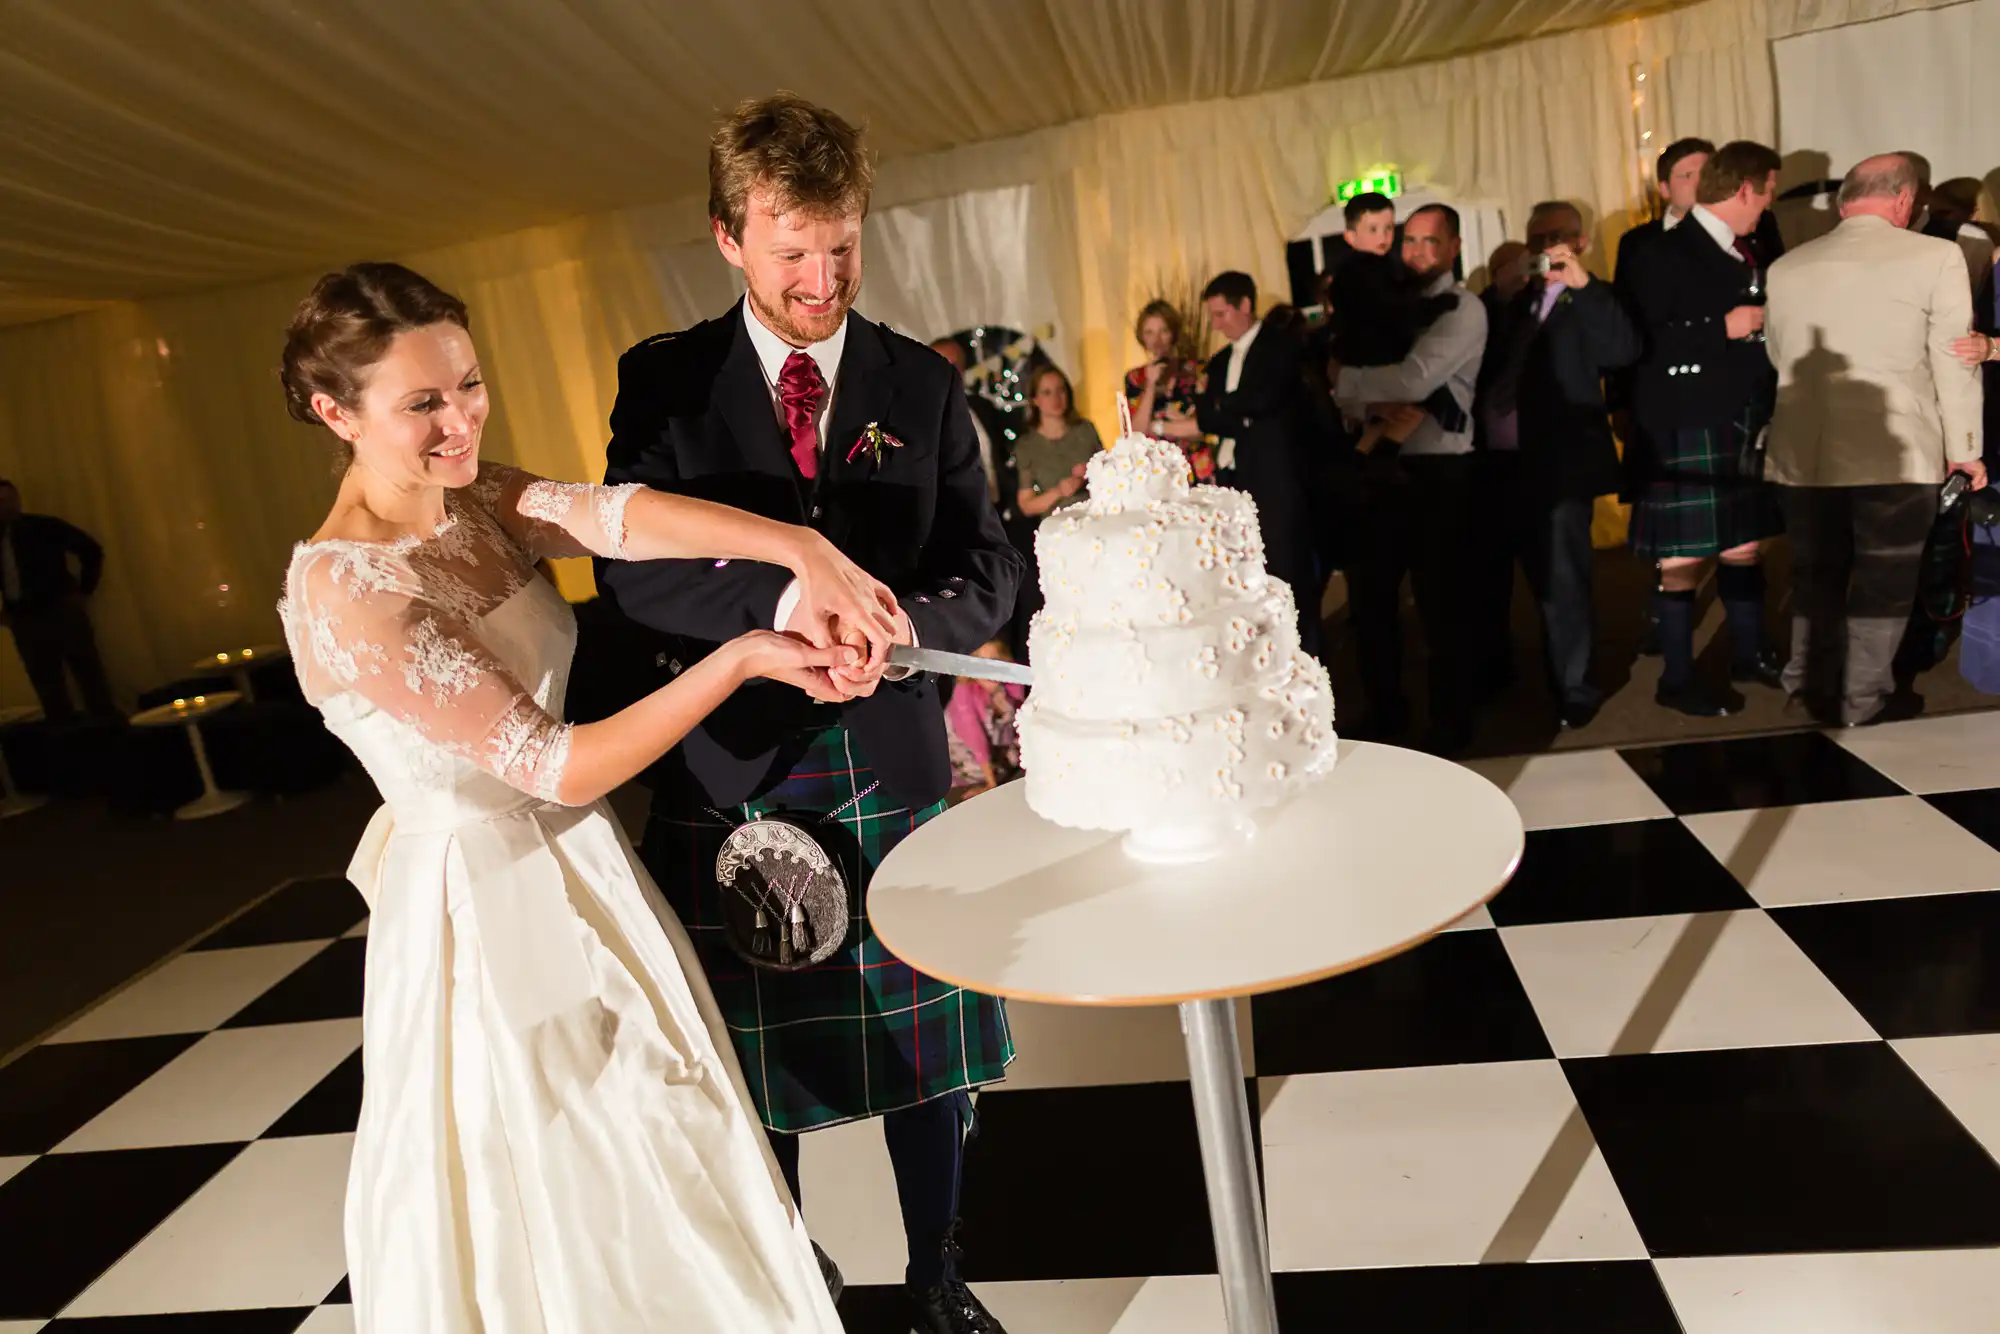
[281,263,470,456]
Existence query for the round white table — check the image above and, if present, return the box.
[869,740,1525,1334]
[130,691,249,820]
[188,643,288,703]
[0,705,47,819]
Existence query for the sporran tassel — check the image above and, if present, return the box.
[750,908,774,960]
[788,902,813,960]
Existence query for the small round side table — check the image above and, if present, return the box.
[130,690,249,820]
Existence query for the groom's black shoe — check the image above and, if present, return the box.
[906,1277,1006,1333]
[812,1242,843,1304]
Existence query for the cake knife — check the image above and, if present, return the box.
[886,645,1036,686]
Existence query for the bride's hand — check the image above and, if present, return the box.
[729,631,856,703]
[784,531,901,655]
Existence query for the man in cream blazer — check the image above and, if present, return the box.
[1764,152,1985,727]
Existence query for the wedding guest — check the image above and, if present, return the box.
[1764,152,1985,726]
[1473,201,1641,730]
[1197,271,1321,657]
[1014,365,1101,519]
[0,477,117,722]
[1485,240,1532,304]
[1124,300,1215,482]
[1624,139,1786,717]
[946,638,1024,800]
[1329,206,1488,753]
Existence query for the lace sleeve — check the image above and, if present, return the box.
[469,461,644,561]
[288,544,577,803]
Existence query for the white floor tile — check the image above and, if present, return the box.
[1681,796,2000,907]
[1894,1033,2000,1162]
[1460,751,1672,830]
[1001,999,1253,1090]
[1656,1248,2000,1333]
[1500,911,1876,1057]
[0,1156,33,1189]
[47,941,331,1043]
[797,1116,904,1287]
[62,1134,352,1316]
[1258,1062,1645,1271]
[975,1275,1226,1333]
[1442,903,1495,931]
[1833,713,2000,795]
[0,1321,48,1333]
[57,1019,361,1152]
[296,1307,355,1334]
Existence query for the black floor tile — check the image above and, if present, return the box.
[0,1035,202,1155]
[221,937,365,1028]
[836,1283,910,1333]
[1274,1260,1682,1333]
[0,1144,244,1319]
[45,1312,315,1332]
[1565,1041,2000,1256]
[193,876,366,951]
[324,1275,351,1304]
[1772,891,2000,1038]
[263,1048,363,1138]
[1618,732,1902,816]
[1924,788,2000,853]
[1251,929,1552,1075]
[957,1082,1215,1281]
[1489,817,1756,927]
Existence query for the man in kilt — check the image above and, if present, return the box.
[1625,140,1787,717]
[599,94,1024,1334]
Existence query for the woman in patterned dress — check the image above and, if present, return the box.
[1124,299,1216,482]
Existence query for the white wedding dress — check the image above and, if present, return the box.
[278,463,842,1334]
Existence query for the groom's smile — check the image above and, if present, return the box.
[715,188,862,348]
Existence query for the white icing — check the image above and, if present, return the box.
[1020,432,1337,834]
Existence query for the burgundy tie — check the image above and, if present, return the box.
[777,351,826,481]
[1732,236,1758,267]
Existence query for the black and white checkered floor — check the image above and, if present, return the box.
[7,716,2000,1332]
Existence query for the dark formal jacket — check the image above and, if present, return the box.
[1196,324,1305,485]
[1622,213,1777,441]
[0,514,103,616]
[1612,208,1783,415]
[1477,279,1641,499]
[597,303,1024,810]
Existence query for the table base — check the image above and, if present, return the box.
[1182,997,1278,1334]
[175,788,250,821]
[0,792,48,820]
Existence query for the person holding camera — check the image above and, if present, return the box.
[1472,202,1641,731]
[1763,152,1986,727]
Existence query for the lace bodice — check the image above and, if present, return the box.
[279,464,644,806]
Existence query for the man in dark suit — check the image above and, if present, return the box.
[1623,139,1786,718]
[0,478,116,722]
[1195,270,1321,657]
[1473,203,1642,730]
[598,95,1021,1334]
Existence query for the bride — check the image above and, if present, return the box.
[277,262,886,1332]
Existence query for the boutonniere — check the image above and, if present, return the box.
[845,421,905,468]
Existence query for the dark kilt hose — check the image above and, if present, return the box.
[648,727,1014,1134]
[1629,393,1782,560]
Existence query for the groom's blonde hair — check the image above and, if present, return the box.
[709,93,875,243]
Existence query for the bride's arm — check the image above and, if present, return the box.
[472,462,899,648]
[291,546,853,807]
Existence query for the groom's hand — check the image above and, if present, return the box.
[822,608,913,700]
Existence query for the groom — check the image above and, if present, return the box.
[599,94,1022,1334]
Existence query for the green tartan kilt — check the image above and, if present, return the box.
[1629,401,1783,561]
[643,726,1014,1133]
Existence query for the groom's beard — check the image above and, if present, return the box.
[748,274,859,347]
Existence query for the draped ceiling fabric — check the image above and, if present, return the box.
[0,0,1972,706]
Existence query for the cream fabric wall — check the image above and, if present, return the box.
[0,0,1958,707]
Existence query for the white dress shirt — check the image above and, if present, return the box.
[1661,207,1686,231]
[1215,319,1263,470]
[1689,205,1745,261]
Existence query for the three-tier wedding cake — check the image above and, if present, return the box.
[1017,425,1337,859]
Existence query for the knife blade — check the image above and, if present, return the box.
[887,644,1035,686]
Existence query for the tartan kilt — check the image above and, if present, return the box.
[643,726,1014,1133]
[1629,402,1782,560]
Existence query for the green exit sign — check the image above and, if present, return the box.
[1336,170,1402,203]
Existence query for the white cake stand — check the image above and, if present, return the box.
[870,739,1524,1334]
